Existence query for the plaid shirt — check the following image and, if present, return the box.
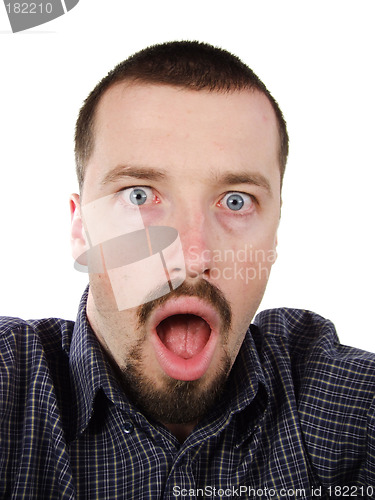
[1,288,375,499]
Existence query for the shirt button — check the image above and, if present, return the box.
[124,421,134,434]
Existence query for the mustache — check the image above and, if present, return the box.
[137,279,232,333]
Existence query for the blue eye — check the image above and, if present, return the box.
[220,192,254,213]
[129,188,148,205]
[120,186,154,206]
[226,193,245,211]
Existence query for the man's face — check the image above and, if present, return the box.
[71,82,281,426]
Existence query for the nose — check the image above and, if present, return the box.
[171,207,213,280]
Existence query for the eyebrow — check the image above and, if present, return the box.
[101,164,272,195]
[101,164,167,185]
[217,172,272,195]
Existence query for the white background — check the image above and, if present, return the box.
[0,1,374,350]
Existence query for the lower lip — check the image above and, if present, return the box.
[150,326,219,381]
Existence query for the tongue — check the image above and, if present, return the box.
[156,314,211,359]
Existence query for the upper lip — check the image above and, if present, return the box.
[149,296,221,335]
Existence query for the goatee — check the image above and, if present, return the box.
[120,279,233,424]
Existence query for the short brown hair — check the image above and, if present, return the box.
[75,41,289,191]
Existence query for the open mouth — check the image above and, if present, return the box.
[149,298,220,381]
[157,314,211,360]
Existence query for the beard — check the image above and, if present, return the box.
[120,346,231,424]
[116,279,233,425]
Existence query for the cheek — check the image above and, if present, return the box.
[210,235,276,339]
[214,207,278,254]
[209,233,277,288]
[89,273,118,312]
[223,270,268,359]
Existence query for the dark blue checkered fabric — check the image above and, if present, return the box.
[1,288,375,499]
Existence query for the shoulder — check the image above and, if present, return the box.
[0,315,74,361]
[252,307,375,432]
[253,307,375,368]
[253,308,375,484]
[253,309,375,484]
[253,308,375,400]
[0,316,76,490]
[0,316,39,370]
[253,307,338,345]
[0,315,74,408]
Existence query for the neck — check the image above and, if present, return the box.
[164,422,197,443]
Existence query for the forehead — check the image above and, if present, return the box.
[95,81,279,144]
[84,82,280,198]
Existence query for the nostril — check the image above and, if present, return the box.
[184,261,211,280]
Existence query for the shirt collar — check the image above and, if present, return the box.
[184,326,270,449]
[66,287,131,436]
[228,325,269,413]
[231,324,270,446]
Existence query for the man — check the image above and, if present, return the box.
[1,41,374,499]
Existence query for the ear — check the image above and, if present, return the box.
[70,193,88,266]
